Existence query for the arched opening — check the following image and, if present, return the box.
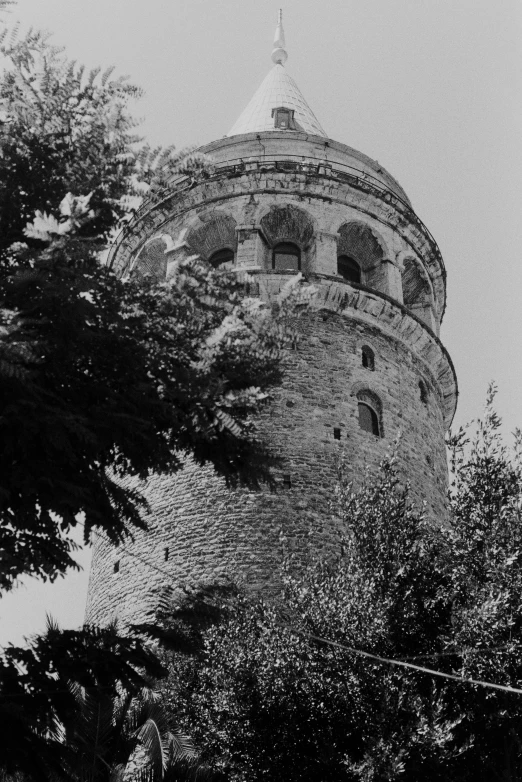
[260,205,314,270]
[361,345,375,371]
[356,389,382,437]
[186,212,238,263]
[272,242,301,272]
[337,222,386,291]
[358,403,380,436]
[209,248,234,268]
[337,255,361,284]
[402,258,433,327]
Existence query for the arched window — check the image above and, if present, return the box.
[358,403,380,436]
[209,248,234,268]
[362,346,375,371]
[337,255,361,284]
[356,390,382,437]
[273,242,301,272]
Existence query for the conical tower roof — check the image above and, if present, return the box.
[227,11,326,138]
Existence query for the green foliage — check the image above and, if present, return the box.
[160,455,455,782]
[161,391,522,781]
[0,215,301,589]
[0,16,308,591]
[441,385,522,780]
[64,684,201,782]
[0,12,305,779]
[0,619,166,780]
[0,28,138,250]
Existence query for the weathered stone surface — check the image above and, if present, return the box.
[86,133,457,628]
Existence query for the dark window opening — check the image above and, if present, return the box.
[419,380,428,404]
[113,560,120,574]
[273,242,301,272]
[164,547,169,562]
[362,346,375,371]
[272,106,297,130]
[209,248,234,268]
[358,402,380,437]
[337,255,361,284]
[333,427,341,440]
[283,474,292,488]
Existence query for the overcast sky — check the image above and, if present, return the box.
[1,0,521,647]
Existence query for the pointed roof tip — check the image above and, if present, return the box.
[272,8,287,65]
[226,11,327,138]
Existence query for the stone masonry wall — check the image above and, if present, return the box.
[86,133,455,629]
[86,295,448,627]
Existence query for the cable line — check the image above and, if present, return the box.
[96,532,522,697]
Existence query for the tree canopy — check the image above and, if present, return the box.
[0,17,305,591]
[159,391,522,781]
[0,12,304,779]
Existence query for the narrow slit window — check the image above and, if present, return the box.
[362,346,375,371]
[273,242,301,272]
[337,255,361,284]
[419,380,428,405]
[164,547,169,562]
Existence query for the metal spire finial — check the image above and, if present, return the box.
[271,8,288,65]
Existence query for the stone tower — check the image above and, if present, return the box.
[85,13,457,626]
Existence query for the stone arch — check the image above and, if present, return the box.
[401,257,434,327]
[186,211,238,262]
[131,236,169,281]
[337,221,387,291]
[356,388,384,438]
[259,204,315,249]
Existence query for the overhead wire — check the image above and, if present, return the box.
[4,522,520,700]
[92,531,522,697]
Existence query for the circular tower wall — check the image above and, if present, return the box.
[85,132,457,627]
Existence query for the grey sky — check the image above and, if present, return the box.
[1,0,521,646]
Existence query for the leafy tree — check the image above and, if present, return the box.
[63,683,201,782]
[0,619,165,780]
[0,9,305,780]
[160,391,522,781]
[0,16,304,592]
[441,386,522,781]
[159,454,455,781]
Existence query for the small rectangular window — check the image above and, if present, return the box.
[113,560,120,574]
[283,474,292,488]
[333,427,341,440]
